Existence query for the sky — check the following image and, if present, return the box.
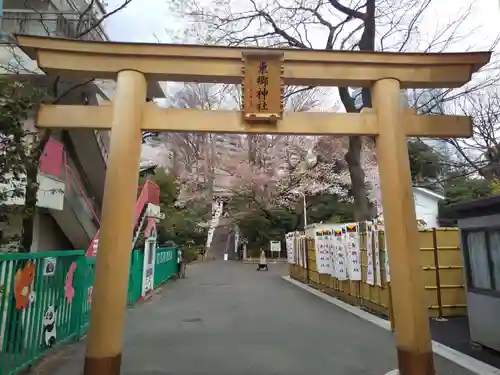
[104,0,173,43]
[103,0,500,47]
[102,0,500,106]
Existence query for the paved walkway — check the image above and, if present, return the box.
[49,261,478,375]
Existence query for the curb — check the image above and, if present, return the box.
[282,276,500,375]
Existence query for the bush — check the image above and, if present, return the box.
[182,246,203,263]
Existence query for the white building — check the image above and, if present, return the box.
[376,187,444,228]
[413,187,445,228]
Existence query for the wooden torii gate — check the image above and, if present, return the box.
[16,35,490,375]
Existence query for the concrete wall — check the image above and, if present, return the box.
[32,211,74,251]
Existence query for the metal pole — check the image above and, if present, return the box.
[302,193,307,229]
[432,228,445,320]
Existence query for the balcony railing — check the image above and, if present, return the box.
[94,130,109,164]
[1,10,107,41]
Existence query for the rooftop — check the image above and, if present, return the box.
[447,195,500,219]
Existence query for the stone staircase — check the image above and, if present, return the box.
[205,200,224,249]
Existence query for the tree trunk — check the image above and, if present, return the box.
[20,130,51,253]
[20,164,38,252]
[247,135,256,164]
[338,0,376,222]
[345,136,372,221]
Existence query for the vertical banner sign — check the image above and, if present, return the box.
[294,232,298,265]
[297,234,303,267]
[365,222,375,285]
[327,226,337,279]
[242,52,284,123]
[333,227,348,280]
[298,235,305,268]
[384,229,391,282]
[314,228,332,274]
[301,235,307,268]
[296,234,301,267]
[345,223,362,281]
[374,224,382,286]
[285,232,295,264]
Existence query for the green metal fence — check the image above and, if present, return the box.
[0,251,84,375]
[0,245,180,375]
[127,249,144,306]
[76,256,95,337]
[154,247,177,288]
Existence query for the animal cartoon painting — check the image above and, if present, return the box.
[42,305,57,348]
[14,261,36,310]
[64,262,77,304]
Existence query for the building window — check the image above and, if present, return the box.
[463,229,500,293]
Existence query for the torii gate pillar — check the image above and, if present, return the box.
[373,78,433,375]
[83,70,147,374]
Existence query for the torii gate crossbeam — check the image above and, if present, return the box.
[16,34,491,375]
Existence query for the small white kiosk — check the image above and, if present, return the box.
[140,203,164,298]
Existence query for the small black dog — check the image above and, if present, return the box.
[256,263,268,271]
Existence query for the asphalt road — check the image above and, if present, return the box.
[50,261,479,375]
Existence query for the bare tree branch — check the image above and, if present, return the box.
[76,0,134,38]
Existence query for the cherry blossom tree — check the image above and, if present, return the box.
[170,0,500,221]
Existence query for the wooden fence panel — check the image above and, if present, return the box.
[288,226,466,319]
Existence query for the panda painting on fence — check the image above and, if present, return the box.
[42,305,57,349]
